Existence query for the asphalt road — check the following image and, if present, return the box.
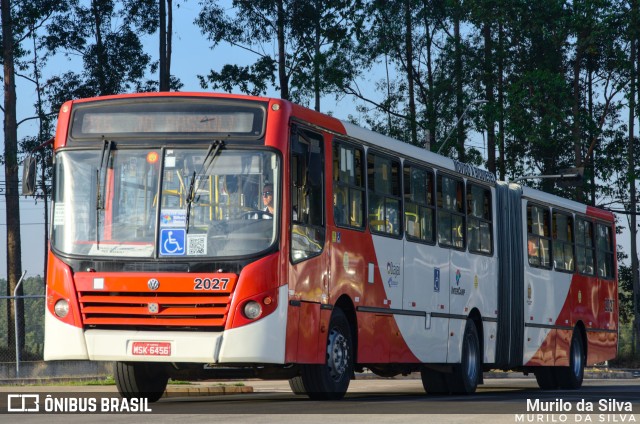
[1,377,638,424]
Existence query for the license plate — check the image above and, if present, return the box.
[131,341,171,356]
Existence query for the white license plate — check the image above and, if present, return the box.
[131,341,171,356]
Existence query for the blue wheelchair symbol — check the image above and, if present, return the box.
[160,229,186,256]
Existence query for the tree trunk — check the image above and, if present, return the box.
[314,0,321,111]
[2,0,24,360]
[454,6,464,162]
[497,20,506,179]
[629,0,639,357]
[91,0,107,94]
[405,0,417,145]
[167,0,172,87]
[572,21,584,202]
[160,0,168,91]
[276,0,288,100]
[483,21,496,176]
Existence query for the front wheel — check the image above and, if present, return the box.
[295,308,353,400]
[114,362,168,402]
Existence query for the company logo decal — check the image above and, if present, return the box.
[386,262,400,287]
[451,269,465,295]
[147,279,160,291]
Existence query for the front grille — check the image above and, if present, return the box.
[78,291,231,328]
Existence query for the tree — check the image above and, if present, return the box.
[1,0,23,360]
[43,0,159,108]
[1,0,60,359]
[196,0,357,109]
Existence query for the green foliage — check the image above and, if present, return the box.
[0,276,45,361]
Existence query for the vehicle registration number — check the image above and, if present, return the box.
[131,341,171,356]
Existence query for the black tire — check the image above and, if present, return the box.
[447,320,481,394]
[534,367,559,390]
[298,308,353,400]
[288,375,307,395]
[557,330,585,389]
[114,362,168,403]
[420,368,449,395]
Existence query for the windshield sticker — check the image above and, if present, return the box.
[54,203,65,226]
[187,234,207,256]
[160,229,186,256]
[160,209,187,227]
[88,243,154,257]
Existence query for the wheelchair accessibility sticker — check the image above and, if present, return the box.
[160,229,186,256]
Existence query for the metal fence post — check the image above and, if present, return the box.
[13,270,27,379]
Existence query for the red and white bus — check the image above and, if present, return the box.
[26,92,618,400]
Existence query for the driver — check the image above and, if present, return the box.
[260,183,274,218]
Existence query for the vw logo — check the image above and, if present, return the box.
[147,278,160,290]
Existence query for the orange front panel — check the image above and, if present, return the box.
[75,272,237,328]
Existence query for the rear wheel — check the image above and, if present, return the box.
[447,319,481,394]
[534,367,558,390]
[557,330,585,389]
[420,368,449,395]
[296,308,353,400]
[114,362,168,402]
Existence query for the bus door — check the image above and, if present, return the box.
[287,125,328,363]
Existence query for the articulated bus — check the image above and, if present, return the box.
[24,92,618,400]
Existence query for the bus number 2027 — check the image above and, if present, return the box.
[194,278,230,291]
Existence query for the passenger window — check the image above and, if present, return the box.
[332,141,365,229]
[467,184,492,254]
[575,218,595,275]
[527,204,552,268]
[437,174,465,249]
[553,212,574,272]
[403,164,435,243]
[596,223,615,279]
[367,152,401,236]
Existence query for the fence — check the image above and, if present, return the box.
[0,272,45,377]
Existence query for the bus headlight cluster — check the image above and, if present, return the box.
[54,299,70,318]
[243,301,262,320]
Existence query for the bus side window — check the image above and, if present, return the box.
[596,223,614,279]
[466,183,492,254]
[403,164,435,243]
[437,174,465,249]
[552,211,574,272]
[527,204,551,268]
[575,218,595,275]
[332,141,365,228]
[367,151,401,237]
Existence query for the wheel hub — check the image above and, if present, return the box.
[326,328,349,382]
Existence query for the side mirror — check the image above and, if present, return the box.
[22,154,38,196]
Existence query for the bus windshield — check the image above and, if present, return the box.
[52,147,279,259]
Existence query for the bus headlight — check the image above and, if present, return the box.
[243,301,262,320]
[54,299,70,318]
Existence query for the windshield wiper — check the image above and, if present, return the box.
[96,138,114,249]
[185,139,225,233]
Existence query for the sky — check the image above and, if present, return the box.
[0,2,636,280]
